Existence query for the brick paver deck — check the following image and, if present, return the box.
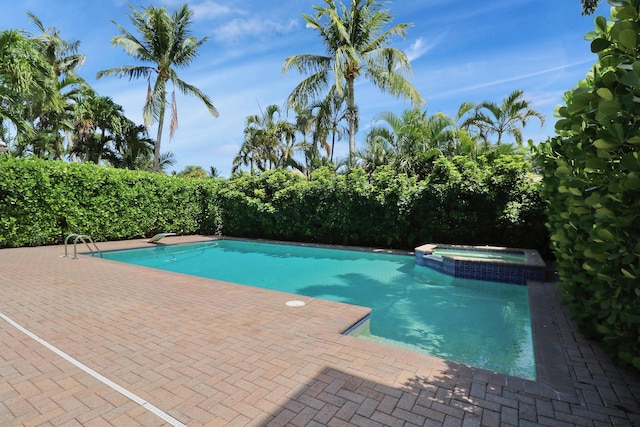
[1,236,638,426]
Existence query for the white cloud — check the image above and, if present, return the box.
[212,18,300,43]
[405,37,441,63]
[190,1,240,20]
[428,59,594,100]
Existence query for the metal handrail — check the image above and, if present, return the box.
[63,234,102,259]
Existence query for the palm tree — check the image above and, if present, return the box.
[177,165,208,178]
[356,126,394,175]
[367,108,447,178]
[21,73,85,160]
[0,30,58,143]
[461,90,545,146]
[132,150,176,173]
[25,14,88,160]
[155,151,177,173]
[282,0,425,165]
[290,105,317,173]
[234,104,299,173]
[27,13,86,79]
[232,136,259,174]
[97,4,218,172]
[71,91,127,164]
[311,88,349,163]
[109,121,155,169]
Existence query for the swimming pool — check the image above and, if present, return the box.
[102,239,535,379]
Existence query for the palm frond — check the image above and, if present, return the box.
[286,71,330,109]
[170,73,219,117]
[96,65,154,81]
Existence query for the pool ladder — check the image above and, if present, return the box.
[63,234,102,259]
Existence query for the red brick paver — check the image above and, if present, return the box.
[1,236,639,426]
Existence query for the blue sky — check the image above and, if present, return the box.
[2,0,610,176]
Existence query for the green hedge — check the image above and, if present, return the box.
[218,158,549,255]
[0,156,549,257]
[0,157,221,247]
[538,0,640,370]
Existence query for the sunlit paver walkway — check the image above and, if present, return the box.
[1,236,639,426]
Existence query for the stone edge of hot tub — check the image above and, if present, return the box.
[414,243,547,285]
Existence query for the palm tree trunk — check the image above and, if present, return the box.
[98,129,106,164]
[66,130,79,162]
[330,128,337,163]
[347,77,356,167]
[153,103,166,173]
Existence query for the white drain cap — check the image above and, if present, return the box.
[286,300,306,307]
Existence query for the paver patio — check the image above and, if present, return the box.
[1,236,639,426]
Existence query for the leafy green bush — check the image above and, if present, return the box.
[539,0,640,370]
[0,157,220,247]
[217,158,548,254]
[0,155,548,259]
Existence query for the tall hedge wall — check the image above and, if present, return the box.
[0,157,221,247]
[0,156,549,257]
[539,0,640,370]
[218,160,548,254]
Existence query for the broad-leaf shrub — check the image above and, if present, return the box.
[0,155,548,258]
[539,0,640,370]
[0,157,219,247]
[220,158,548,254]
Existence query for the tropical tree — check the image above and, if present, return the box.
[460,90,545,146]
[130,150,176,173]
[232,136,259,174]
[154,151,177,173]
[233,104,299,173]
[22,14,88,160]
[364,108,453,178]
[177,165,208,178]
[26,13,86,79]
[110,121,155,169]
[582,0,602,14]
[71,93,127,164]
[357,126,394,175]
[311,87,349,163]
[0,30,57,143]
[97,4,218,172]
[282,0,425,165]
[289,104,317,173]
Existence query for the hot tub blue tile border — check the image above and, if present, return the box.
[415,246,546,285]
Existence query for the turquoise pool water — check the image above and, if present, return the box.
[103,240,535,379]
[432,248,526,262]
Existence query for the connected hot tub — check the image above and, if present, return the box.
[415,244,546,285]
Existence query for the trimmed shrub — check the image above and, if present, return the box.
[0,155,548,258]
[539,0,640,370]
[0,157,220,247]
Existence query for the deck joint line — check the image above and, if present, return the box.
[0,312,187,427]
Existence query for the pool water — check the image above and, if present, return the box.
[102,240,535,379]
[432,248,526,263]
